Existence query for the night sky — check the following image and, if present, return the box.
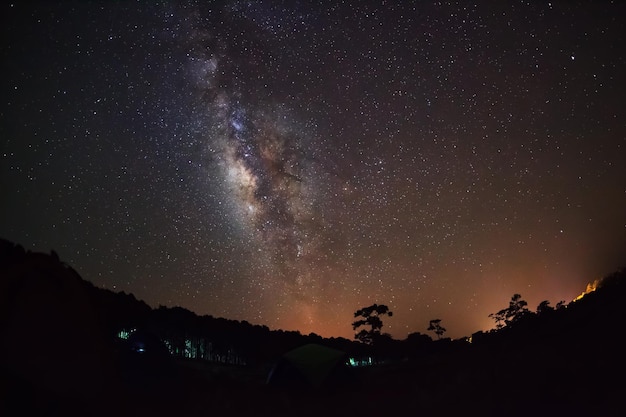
[2,1,625,340]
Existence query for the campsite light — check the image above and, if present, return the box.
[117,329,134,340]
[347,356,374,367]
[133,342,146,353]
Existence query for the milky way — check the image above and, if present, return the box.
[184,13,329,329]
[2,1,625,339]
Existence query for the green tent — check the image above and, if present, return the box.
[267,343,350,388]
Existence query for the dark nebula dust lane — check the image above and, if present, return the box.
[2,1,626,339]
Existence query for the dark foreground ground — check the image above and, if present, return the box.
[2,336,624,417]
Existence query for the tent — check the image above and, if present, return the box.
[266,343,351,389]
[120,329,177,380]
[126,329,170,357]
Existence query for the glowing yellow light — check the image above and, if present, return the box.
[574,279,600,301]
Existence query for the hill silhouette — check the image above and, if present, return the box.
[1,238,625,416]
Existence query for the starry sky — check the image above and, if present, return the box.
[2,1,625,340]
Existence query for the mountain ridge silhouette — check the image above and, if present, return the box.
[1,237,625,416]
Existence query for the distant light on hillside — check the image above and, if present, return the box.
[573,279,600,302]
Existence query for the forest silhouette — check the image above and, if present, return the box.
[1,237,625,416]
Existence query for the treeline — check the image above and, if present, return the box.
[0,238,372,367]
[2,237,626,369]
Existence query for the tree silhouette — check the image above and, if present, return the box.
[536,300,554,315]
[352,304,393,345]
[427,319,446,339]
[489,293,529,329]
